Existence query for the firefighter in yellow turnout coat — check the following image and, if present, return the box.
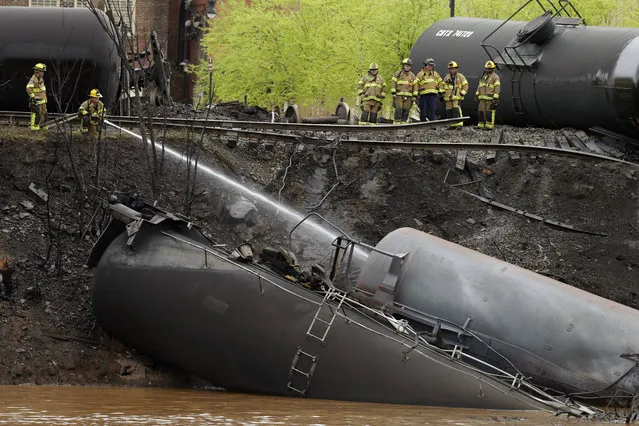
[391,58,417,124]
[475,61,501,130]
[357,63,386,125]
[78,89,106,137]
[440,61,468,129]
[26,63,48,131]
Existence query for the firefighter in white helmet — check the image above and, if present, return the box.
[26,63,48,131]
[78,89,106,137]
[357,62,386,125]
[475,60,501,130]
[415,58,443,122]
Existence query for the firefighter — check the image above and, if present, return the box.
[357,62,386,125]
[391,58,417,124]
[475,60,501,130]
[415,58,443,122]
[78,89,106,137]
[26,63,48,131]
[440,60,468,129]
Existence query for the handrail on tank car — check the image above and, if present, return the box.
[553,0,586,23]
[480,0,539,68]
[481,0,585,70]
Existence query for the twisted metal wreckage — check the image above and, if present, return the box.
[88,196,639,417]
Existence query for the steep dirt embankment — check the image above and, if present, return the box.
[0,122,637,386]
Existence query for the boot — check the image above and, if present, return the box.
[360,110,370,125]
[393,108,402,124]
[29,113,39,131]
[402,109,410,123]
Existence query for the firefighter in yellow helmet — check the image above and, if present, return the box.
[391,58,417,124]
[440,60,468,129]
[357,62,386,125]
[78,89,106,137]
[475,60,501,130]
[26,63,48,131]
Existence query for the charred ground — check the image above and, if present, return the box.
[0,105,637,387]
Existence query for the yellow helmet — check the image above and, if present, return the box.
[89,89,103,98]
[33,63,46,72]
[401,58,413,66]
[485,60,496,69]
[369,62,379,70]
[448,60,459,69]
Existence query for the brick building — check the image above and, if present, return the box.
[0,0,216,104]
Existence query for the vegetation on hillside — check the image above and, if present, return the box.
[199,0,639,112]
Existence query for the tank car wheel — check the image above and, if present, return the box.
[335,101,350,122]
[284,104,302,123]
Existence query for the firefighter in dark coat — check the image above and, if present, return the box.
[415,58,443,121]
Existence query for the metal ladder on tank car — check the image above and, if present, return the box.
[511,68,526,115]
[306,286,348,343]
[287,346,319,396]
[286,287,348,396]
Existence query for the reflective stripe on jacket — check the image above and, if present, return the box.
[475,72,501,100]
[441,72,468,101]
[358,73,387,103]
[415,69,443,95]
[391,70,417,97]
[26,75,47,101]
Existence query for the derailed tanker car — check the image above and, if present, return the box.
[354,228,639,404]
[0,7,120,112]
[89,197,608,415]
[410,1,639,139]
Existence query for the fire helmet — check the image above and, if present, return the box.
[33,63,46,72]
[89,89,103,98]
[369,62,379,70]
[401,58,413,66]
[485,60,496,69]
[448,61,459,69]
[424,58,435,66]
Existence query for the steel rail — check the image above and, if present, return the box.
[104,114,471,133]
[2,110,636,166]
[0,110,468,132]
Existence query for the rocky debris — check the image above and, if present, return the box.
[28,182,48,203]
[226,196,258,223]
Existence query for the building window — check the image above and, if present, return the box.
[29,0,78,6]
[105,0,136,35]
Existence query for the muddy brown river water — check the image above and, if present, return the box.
[0,386,627,425]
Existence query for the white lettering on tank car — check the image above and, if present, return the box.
[435,29,475,38]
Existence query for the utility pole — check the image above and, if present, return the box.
[207,56,213,106]
[450,0,455,17]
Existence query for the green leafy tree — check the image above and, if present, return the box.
[199,0,639,115]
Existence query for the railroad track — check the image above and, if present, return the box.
[0,110,466,133]
[1,111,637,168]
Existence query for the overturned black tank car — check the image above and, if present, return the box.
[87,197,639,413]
[0,7,120,112]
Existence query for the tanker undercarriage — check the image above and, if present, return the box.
[88,196,637,416]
